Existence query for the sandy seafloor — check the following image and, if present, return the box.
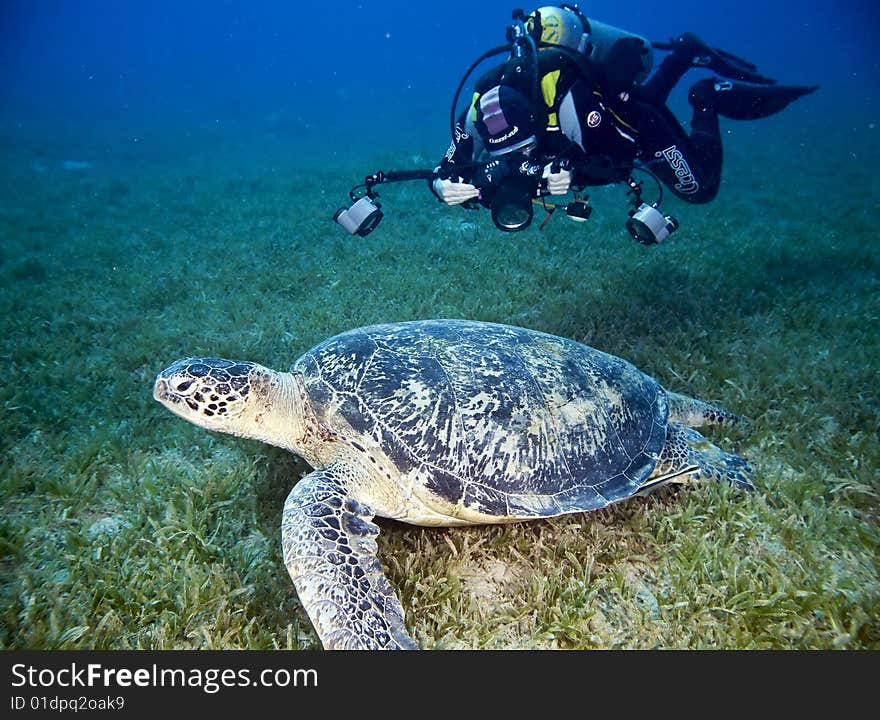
[1,76,878,650]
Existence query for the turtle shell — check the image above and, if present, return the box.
[293,319,667,519]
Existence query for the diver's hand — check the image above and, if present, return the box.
[542,163,571,195]
[432,176,480,205]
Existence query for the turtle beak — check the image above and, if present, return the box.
[153,359,194,407]
[153,372,195,421]
[153,376,169,403]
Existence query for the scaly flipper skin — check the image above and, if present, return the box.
[281,463,417,650]
[666,391,743,428]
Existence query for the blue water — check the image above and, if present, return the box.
[2,0,877,164]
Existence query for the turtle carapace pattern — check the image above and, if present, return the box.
[154,319,753,650]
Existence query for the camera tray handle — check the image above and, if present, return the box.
[351,168,437,202]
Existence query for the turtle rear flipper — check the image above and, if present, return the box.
[649,423,755,491]
[282,464,417,650]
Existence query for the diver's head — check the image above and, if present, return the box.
[526,5,590,53]
[475,85,537,158]
[472,85,542,232]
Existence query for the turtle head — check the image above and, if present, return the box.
[153,357,302,449]
[153,357,258,429]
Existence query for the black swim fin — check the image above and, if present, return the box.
[653,32,777,85]
[689,78,818,120]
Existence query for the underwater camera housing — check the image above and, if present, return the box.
[471,153,547,232]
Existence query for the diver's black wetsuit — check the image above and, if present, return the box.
[560,73,724,203]
[438,46,724,204]
[628,101,722,203]
[627,48,724,203]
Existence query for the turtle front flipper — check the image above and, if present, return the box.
[281,464,417,650]
[665,391,745,429]
[638,423,755,495]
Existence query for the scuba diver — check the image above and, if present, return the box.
[430,4,817,239]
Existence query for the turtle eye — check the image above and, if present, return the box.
[174,379,195,393]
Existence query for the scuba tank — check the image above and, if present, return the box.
[583,18,654,89]
[449,8,654,137]
[525,4,654,90]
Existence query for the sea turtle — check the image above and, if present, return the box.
[153,319,753,650]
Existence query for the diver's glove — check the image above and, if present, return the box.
[542,162,572,195]
[431,175,480,205]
